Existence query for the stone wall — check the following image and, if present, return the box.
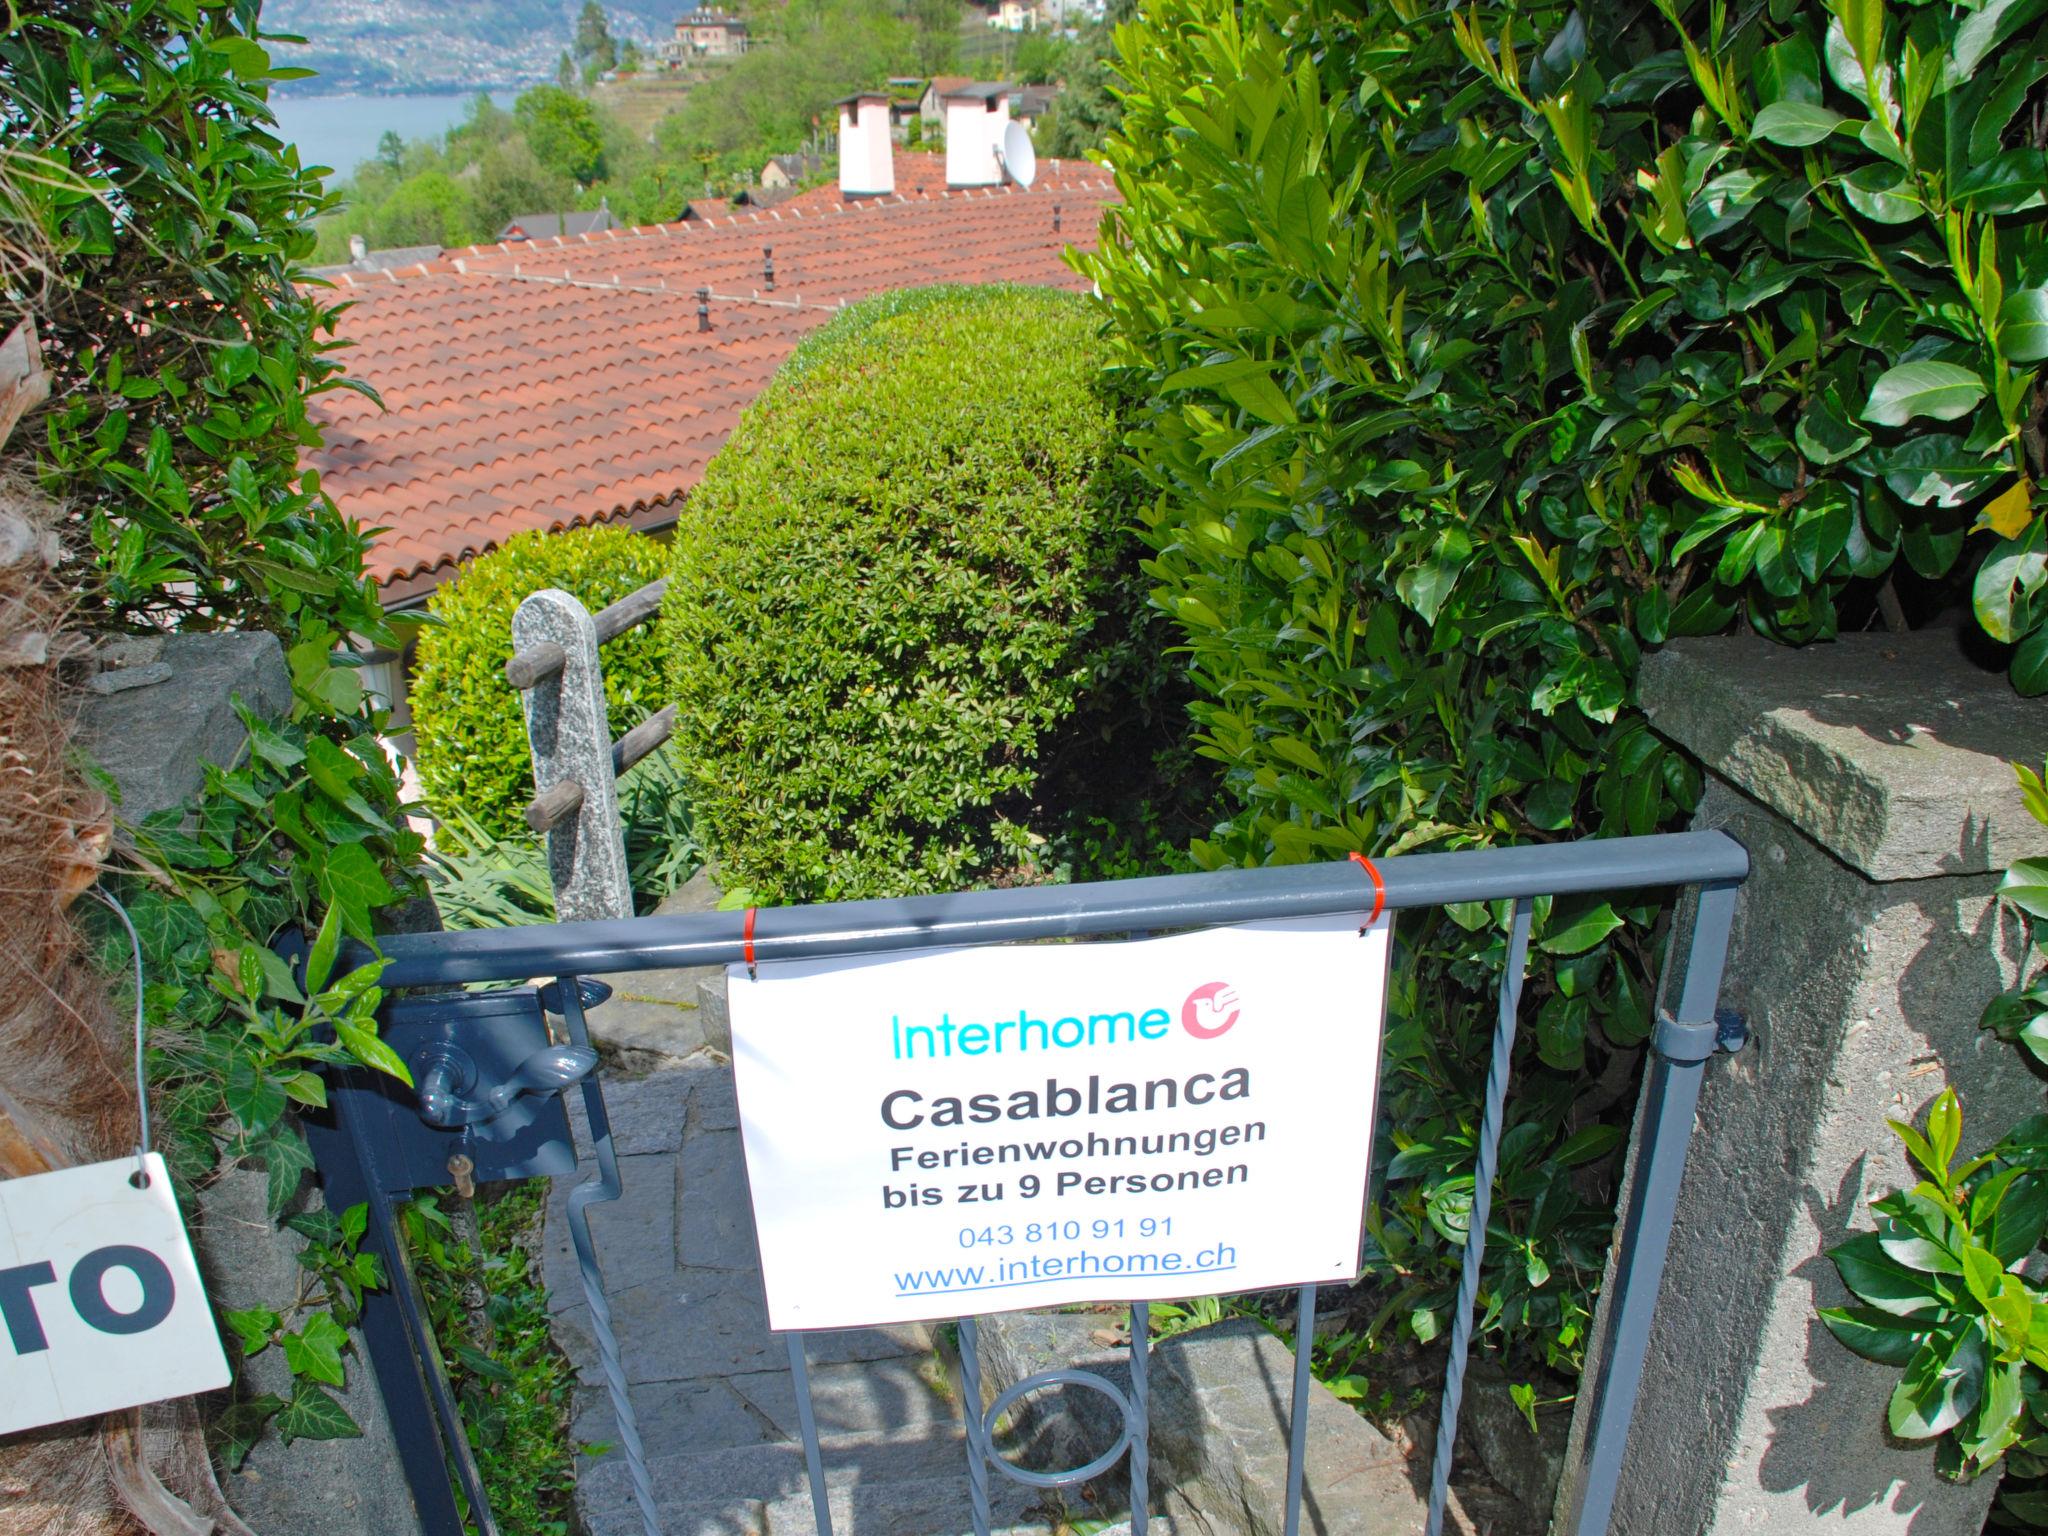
[76,634,426,1536]
[1553,630,2046,1535]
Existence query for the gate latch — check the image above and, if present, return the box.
[416,1041,596,1131]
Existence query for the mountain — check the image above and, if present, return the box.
[264,0,692,94]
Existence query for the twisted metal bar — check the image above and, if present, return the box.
[557,980,661,1536]
[1129,1302,1150,1535]
[1425,898,1535,1535]
[1283,1285,1317,1536]
[787,1334,834,1535]
[956,1317,996,1536]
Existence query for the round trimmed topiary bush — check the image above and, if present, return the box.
[662,284,1175,903]
[411,525,668,837]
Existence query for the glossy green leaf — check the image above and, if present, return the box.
[1752,100,1848,145]
[2001,858,2048,920]
[1537,902,1623,955]
[1820,1305,1930,1367]
[1999,290,2048,364]
[1864,363,1988,427]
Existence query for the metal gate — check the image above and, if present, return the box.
[306,824,1746,1536]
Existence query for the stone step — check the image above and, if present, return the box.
[573,1354,963,1466]
[579,1426,980,1519]
[760,1471,1048,1534]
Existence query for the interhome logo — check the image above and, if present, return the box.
[890,982,1241,1060]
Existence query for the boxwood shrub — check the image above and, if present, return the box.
[411,525,669,837]
[661,284,1176,902]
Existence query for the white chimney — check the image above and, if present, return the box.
[348,233,369,265]
[837,92,894,198]
[943,83,1009,188]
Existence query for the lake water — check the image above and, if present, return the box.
[271,92,520,182]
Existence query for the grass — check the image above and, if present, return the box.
[401,1184,579,1535]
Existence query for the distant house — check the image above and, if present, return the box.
[675,12,747,56]
[1013,84,1061,130]
[307,235,448,279]
[919,75,972,127]
[886,77,926,140]
[760,151,827,190]
[497,207,618,242]
[986,0,1035,30]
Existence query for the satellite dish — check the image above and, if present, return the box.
[998,119,1037,189]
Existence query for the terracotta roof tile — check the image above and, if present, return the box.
[307,174,1115,598]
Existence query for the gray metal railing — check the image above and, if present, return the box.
[319,827,1747,1536]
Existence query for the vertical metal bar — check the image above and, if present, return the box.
[303,1093,478,1536]
[513,588,633,923]
[786,1333,834,1536]
[1283,1284,1317,1536]
[1425,896,1534,1536]
[557,980,661,1536]
[1128,1302,1150,1535]
[954,1316,995,1536]
[1562,883,1738,1536]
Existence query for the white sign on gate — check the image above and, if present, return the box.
[0,1153,232,1433]
[730,913,1392,1330]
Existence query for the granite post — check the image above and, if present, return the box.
[1553,631,2046,1534]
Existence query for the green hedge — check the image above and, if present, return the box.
[661,285,1175,902]
[411,526,669,837]
[1088,0,2048,1377]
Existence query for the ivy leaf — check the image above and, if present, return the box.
[226,1056,286,1137]
[216,1395,285,1469]
[262,1124,316,1219]
[281,1311,349,1387]
[1863,362,1988,427]
[319,843,396,943]
[242,712,304,772]
[274,1381,361,1443]
[222,1306,278,1357]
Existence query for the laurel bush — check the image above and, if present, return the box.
[411,525,669,837]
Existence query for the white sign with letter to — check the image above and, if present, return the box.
[730,912,1392,1330]
[0,1153,232,1433]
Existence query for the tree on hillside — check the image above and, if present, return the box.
[907,0,958,74]
[516,85,608,184]
[652,0,909,156]
[557,49,576,87]
[1011,31,1069,84]
[369,170,475,247]
[1033,22,1120,156]
[575,1,619,78]
[376,129,405,170]
[472,139,579,233]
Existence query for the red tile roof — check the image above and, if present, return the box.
[305,153,1115,605]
